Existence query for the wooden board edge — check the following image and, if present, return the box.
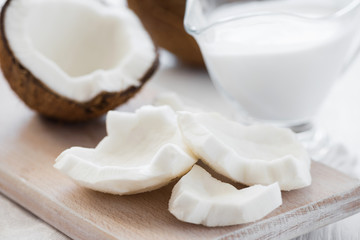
[1,163,360,240]
[0,168,118,240]
[217,184,360,240]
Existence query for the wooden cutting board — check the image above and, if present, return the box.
[0,80,359,240]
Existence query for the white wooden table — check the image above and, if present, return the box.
[1,51,360,239]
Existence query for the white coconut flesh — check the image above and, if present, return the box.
[177,112,312,191]
[169,165,282,227]
[4,0,156,102]
[54,106,197,195]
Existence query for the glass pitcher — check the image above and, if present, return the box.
[184,0,360,156]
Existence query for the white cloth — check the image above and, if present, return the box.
[0,193,70,240]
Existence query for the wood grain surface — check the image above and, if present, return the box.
[0,80,359,240]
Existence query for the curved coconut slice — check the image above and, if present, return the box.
[54,106,197,195]
[169,165,282,227]
[0,0,158,121]
[177,112,311,191]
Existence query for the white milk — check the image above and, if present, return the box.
[197,3,352,123]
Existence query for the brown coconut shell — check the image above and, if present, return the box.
[128,0,204,67]
[0,0,159,122]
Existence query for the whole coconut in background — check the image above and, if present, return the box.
[128,0,204,67]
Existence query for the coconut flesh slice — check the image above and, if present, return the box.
[177,112,311,191]
[169,165,282,227]
[54,105,197,195]
[0,0,158,121]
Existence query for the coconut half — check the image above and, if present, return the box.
[178,112,312,191]
[169,165,282,227]
[54,106,197,195]
[0,0,158,121]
